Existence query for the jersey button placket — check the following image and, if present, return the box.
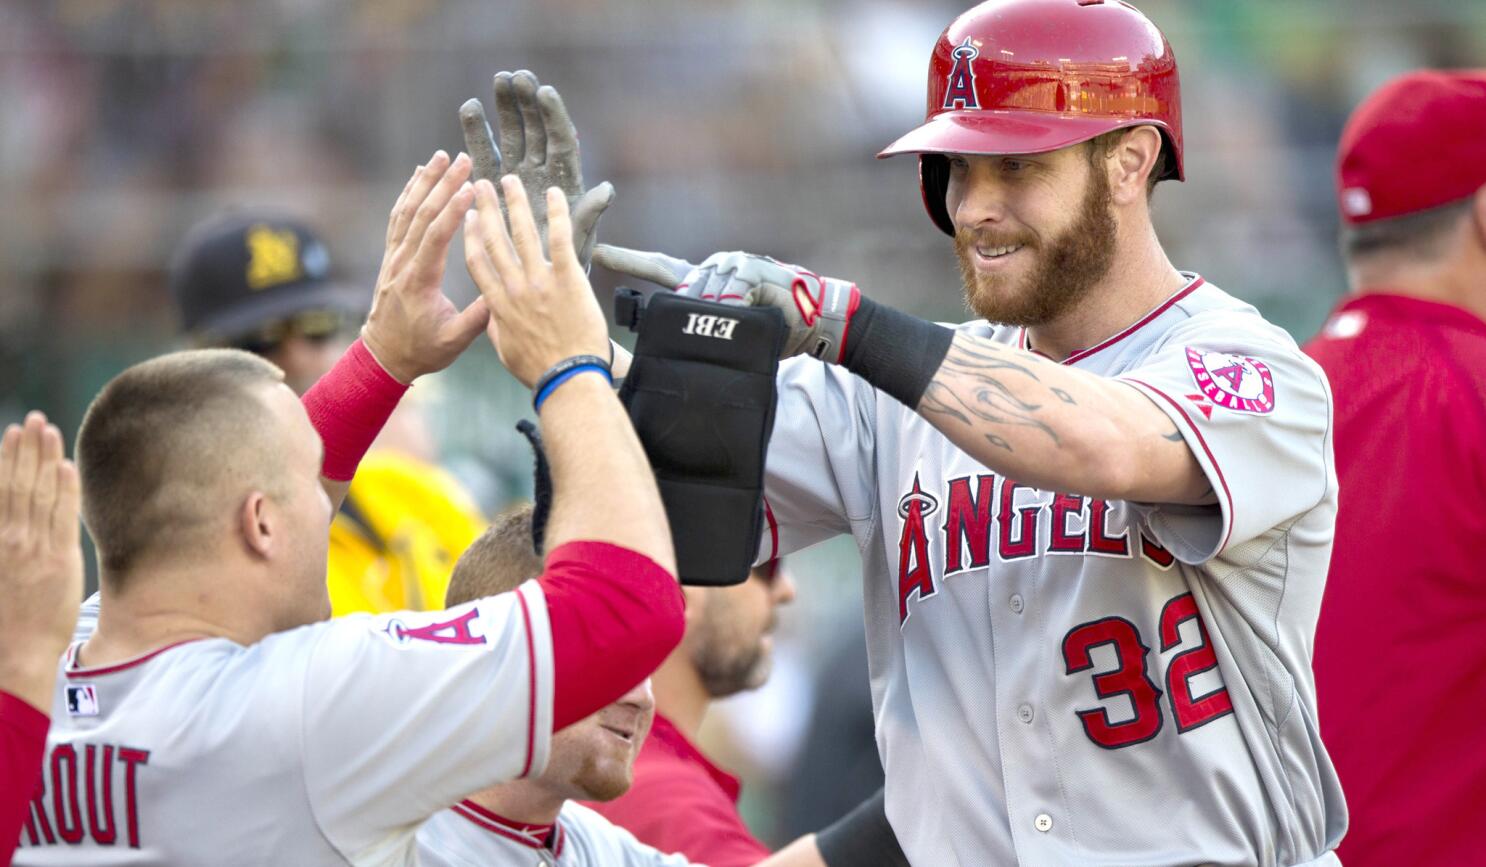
[1009,594,1025,614]
[1034,813,1053,833]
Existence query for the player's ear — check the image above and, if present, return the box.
[239,491,274,560]
[1109,127,1161,208]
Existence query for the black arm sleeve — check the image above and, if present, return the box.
[814,788,909,867]
[838,295,955,411]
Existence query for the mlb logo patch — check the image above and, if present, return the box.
[67,684,100,717]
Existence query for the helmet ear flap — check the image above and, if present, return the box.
[919,154,956,237]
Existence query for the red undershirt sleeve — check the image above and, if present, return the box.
[538,542,684,731]
[1,690,51,862]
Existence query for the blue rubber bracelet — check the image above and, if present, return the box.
[533,363,612,412]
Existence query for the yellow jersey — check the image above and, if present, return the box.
[327,452,485,615]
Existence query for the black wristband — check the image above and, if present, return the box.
[815,788,909,867]
[839,295,955,410]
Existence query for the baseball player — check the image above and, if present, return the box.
[592,1,1347,864]
[14,162,684,865]
[417,508,695,867]
[1305,71,1486,867]
[0,414,82,866]
[582,560,793,865]
[417,681,696,867]
[421,506,902,867]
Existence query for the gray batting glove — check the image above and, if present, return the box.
[593,244,862,362]
[460,70,614,269]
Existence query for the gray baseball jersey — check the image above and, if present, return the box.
[417,799,698,867]
[759,275,1347,866]
[15,583,554,866]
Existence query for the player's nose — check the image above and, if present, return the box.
[616,676,654,714]
[772,568,797,606]
[950,162,1011,229]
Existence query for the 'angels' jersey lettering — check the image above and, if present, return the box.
[759,275,1346,866]
[16,583,554,866]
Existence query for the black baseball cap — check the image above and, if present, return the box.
[169,211,369,342]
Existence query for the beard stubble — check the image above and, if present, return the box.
[954,163,1118,327]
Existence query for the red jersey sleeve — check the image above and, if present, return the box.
[1,691,50,866]
[539,542,685,731]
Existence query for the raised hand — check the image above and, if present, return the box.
[460,70,615,268]
[0,411,83,712]
[361,151,490,384]
[463,175,611,388]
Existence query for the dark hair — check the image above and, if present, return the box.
[446,504,544,607]
[1340,196,1473,263]
[76,349,285,580]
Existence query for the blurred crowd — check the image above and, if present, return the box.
[3,0,1483,847]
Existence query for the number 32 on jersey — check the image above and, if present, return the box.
[1062,592,1234,749]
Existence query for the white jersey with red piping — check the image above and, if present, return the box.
[758,273,1347,866]
[418,799,697,867]
[16,584,554,866]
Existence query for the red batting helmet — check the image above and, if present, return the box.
[879,0,1185,235]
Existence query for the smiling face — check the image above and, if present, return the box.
[946,144,1118,327]
[541,678,655,802]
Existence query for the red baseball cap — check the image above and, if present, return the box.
[1336,70,1486,225]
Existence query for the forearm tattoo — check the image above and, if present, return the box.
[918,338,1064,454]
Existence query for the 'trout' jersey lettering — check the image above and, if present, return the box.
[21,744,149,850]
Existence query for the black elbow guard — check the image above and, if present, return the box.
[616,289,786,586]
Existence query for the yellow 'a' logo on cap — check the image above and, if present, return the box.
[245,225,304,290]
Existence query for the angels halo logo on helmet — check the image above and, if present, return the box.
[879,0,1186,235]
[942,37,981,110]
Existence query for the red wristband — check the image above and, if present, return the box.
[302,338,408,481]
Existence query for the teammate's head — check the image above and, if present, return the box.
[681,560,796,698]
[450,507,796,702]
[879,0,1182,232]
[170,212,367,394]
[446,505,654,801]
[1333,71,1486,295]
[76,349,333,627]
[877,0,1182,327]
[541,677,655,802]
[446,505,543,605]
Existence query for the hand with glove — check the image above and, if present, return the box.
[460,70,614,268]
[593,243,955,411]
[594,246,862,362]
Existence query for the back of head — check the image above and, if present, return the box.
[1336,70,1486,272]
[446,505,543,607]
[76,349,287,582]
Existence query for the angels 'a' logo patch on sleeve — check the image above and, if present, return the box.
[374,607,488,648]
[1185,348,1275,414]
